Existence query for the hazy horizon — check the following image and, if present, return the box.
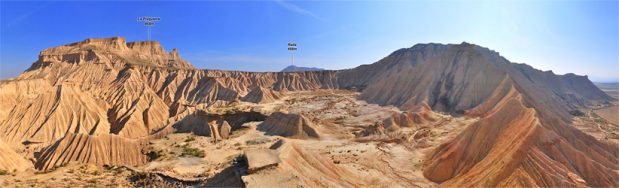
[1,0,618,82]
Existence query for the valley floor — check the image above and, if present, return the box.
[0,90,616,187]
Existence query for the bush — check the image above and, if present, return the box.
[185,135,196,142]
[87,178,98,184]
[181,146,205,158]
[569,110,585,116]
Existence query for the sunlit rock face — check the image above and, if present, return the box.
[0,37,616,187]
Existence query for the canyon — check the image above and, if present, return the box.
[0,37,617,187]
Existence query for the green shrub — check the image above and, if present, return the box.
[181,147,205,158]
[87,178,98,184]
[185,135,196,142]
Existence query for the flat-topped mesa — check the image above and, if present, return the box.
[40,37,128,55]
[126,41,166,55]
[123,40,193,69]
[33,37,194,70]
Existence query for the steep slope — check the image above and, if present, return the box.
[0,85,111,145]
[257,112,320,139]
[34,133,147,170]
[342,42,613,115]
[102,67,170,139]
[241,86,282,103]
[0,140,32,172]
[424,90,619,187]
[334,42,617,187]
[0,79,50,123]
[0,37,615,187]
[242,141,365,187]
[28,37,193,71]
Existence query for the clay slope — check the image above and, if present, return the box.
[0,79,50,123]
[0,37,616,187]
[423,82,619,187]
[243,141,364,187]
[0,140,32,172]
[332,42,618,186]
[141,68,339,110]
[241,86,282,103]
[35,133,147,170]
[257,112,320,139]
[0,85,111,145]
[342,42,613,116]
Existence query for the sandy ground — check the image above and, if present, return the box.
[0,90,478,187]
[573,107,619,146]
[595,105,619,125]
[595,82,619,100]
[0,163,134,187]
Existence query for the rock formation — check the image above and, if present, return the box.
[357,121,387,137]
[241,86,282,103]
[0,37,616,187]
[34,133,147,170]
[244,149,280,174]
[257,112,320,139]
[219,121,232,139]
[242,141,363,187]
[0,140,31,172]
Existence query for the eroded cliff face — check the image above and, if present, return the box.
[0,140,31,172]
[0,37,343,171]
[343,42,618,187]
[0,37,616,187]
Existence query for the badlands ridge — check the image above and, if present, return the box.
[0,37,617,187]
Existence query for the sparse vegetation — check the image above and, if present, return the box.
[185,134,196,142]
[246,136,271,145]
[87,178,98,184]
[181,146,205,158]
[145,150,162,161]
[569,110,585,116]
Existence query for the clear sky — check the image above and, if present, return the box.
[1,0,618,81]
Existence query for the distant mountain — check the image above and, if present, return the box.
[595,82,619,89]
[281,65,324,72]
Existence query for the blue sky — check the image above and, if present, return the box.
[1,0,618,82]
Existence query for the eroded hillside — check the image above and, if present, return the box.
[0,37,617,187]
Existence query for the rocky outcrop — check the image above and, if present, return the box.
[383,104,439,129]
[219,121,232,139]
[257,112,320,139]
[241,87,282,103]
[244,149,280,174]
[32,37,193,70]
[357,121,387,137]
[242,141,364,187]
